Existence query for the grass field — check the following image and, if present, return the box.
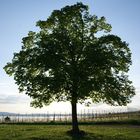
[0,124,140,140]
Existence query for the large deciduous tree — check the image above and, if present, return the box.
[4,3,135,134]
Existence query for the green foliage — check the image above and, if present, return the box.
[4,2,135,107]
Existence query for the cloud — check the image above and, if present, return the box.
[0,94,30,104]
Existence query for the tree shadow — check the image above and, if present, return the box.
[29,137,49,140]
[71,134,103,140]
[66,131,104,140]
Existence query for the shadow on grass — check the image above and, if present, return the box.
[71,135,103,140]
[71,135,104,140]
[70,133,127,140]
[18,133,127,140]
[70,134,125,140]
[66,130,104,140]
[29,137,49,140]
[22,134,127,140]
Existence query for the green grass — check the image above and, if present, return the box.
[0,124,140,140]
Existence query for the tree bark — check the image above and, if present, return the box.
[71,96,79,134]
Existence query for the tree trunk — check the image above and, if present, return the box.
[71,98,79,134]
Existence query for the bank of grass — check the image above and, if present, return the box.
[0,124,140,140]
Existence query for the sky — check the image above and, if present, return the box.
[0,0,140,113]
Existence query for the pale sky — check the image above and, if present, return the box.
[0,0,140,113]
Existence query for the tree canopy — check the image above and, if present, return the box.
[4,3,135,133]
[4,2,135,107]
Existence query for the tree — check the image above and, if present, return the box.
[4,3,135,134]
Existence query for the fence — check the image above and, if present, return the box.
[0,110,140,123]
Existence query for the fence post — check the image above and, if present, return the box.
[53,113,55,122]
[59,113,61,122]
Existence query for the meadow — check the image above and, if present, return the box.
[0,124,140,140]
